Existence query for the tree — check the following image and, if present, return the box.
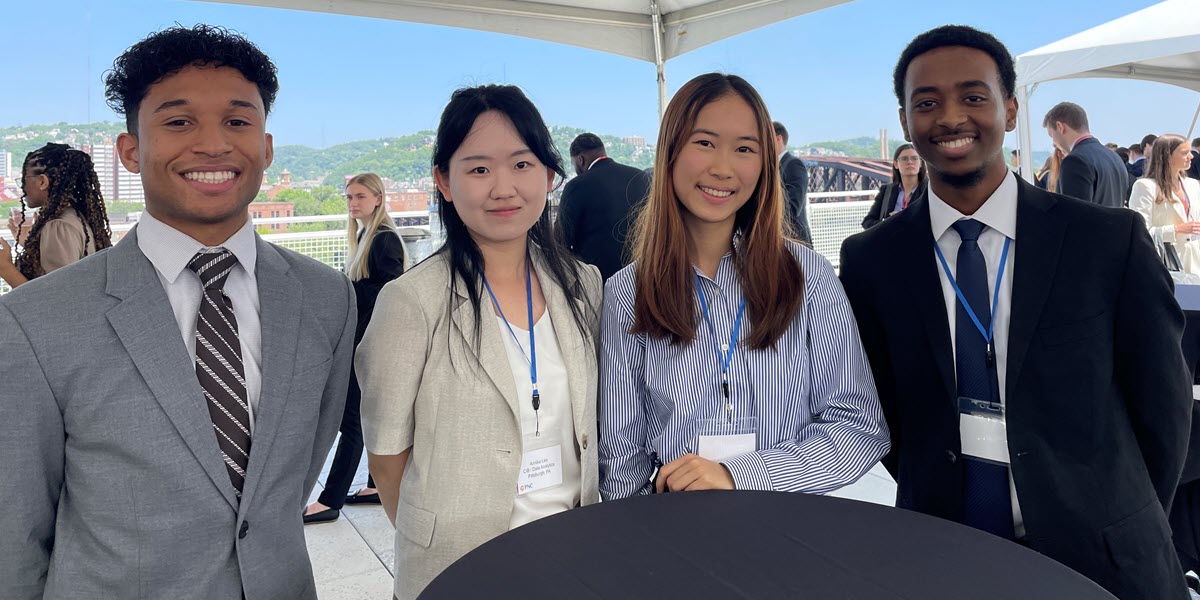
[276,188,320,216]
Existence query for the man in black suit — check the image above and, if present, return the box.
[773,121,811,243]
[1043,102,1129,208]
[840,25,1191,600]
[1128,143,1147,179]
[555,133,650,280]
[1188,137,1200,181]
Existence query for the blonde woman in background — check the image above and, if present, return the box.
[304,172,409,523]
[1129,134,1200,274]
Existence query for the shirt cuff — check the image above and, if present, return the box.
[721,452,772,491]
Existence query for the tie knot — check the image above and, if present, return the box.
[952,219,987,243]
[188,248,238,291]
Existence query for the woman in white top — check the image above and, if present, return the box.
[356,84,602,600]
[1129,133,1200,274]
[0,143,113,288]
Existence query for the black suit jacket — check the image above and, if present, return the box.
[840,180,1190,600]
[556,158,650,280]
[779,152,811,243]
[1059,137,1130,208]
[862,181,927,229]
[1129,157,1147,179]
[1188,150,1200,181]
[353,228,406,344]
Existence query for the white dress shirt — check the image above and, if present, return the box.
[136,210,263,432]
[928,171,1024,536]
[498,310,582,529]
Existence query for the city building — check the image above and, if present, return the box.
[85,142,119,202]
[385,189,430,212]
[622,135,647,148]
[116,160,145,203]
[248,201,295,232]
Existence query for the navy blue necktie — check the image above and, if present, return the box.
[952,219,1015,540]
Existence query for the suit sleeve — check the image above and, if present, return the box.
[556,181,583,251]
[0,304,63,599]
[1113,213,1191,512]
[358,280,428,455]
[304,275,356,498]
[783,159,811,242]
[358,233,408,342]
[1128,180,1179,246]
[862,187,888,229]
[1059,154,1095,204]
[839,235,901,478]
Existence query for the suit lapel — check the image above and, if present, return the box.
[104,229,239,511]
[1005,182,1065,401]
[452,274,521,428]
[238,238,302,511]
[892,195,957,403]
[535,253,589,440]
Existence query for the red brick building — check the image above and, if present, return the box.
[249,201,295,232]
[386,190,431,212]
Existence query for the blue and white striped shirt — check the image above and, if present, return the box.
[598,241,890,499]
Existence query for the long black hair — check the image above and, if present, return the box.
[16,143,113,279]
[432,84,593,350]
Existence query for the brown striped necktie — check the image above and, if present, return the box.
[188,248,251,499]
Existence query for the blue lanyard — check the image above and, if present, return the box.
[933,235,1011,365]
[483,258,540,417]
[695,276,746,419]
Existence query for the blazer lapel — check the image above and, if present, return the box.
[892,195,957,403]
[238,239,302,511]
[1005,181,1065,401]
[104,229,239,511]
[534,253,590,440]
[452,274,521,429]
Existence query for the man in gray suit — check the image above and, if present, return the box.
[0,25,354,599]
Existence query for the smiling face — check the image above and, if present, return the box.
[671,93,763,233]
[346,182,382,220]
[116,64,273,244]
[899,46,1016,190]
[434,110,553,248]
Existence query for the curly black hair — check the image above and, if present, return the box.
[893,25,1015,109]
[104,23,279,134]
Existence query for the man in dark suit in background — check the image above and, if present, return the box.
[1043,102,1129,208]
[556,133,650,280]
[774,121,811,244]
[1188,137,1200,181]
[840,25,1190,600]
[1128,143,1147,178]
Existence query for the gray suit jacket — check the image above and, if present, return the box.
[358,250,602,600]
[0,228,355,600]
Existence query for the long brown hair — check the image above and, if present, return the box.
[1146,133,1187,205]
[630,73,804,350]
[16,143,113,279]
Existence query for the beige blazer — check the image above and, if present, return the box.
[357,249,602,600]
[1129,177,1200,274]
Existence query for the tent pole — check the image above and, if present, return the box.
[651,1,667,123]
[1188,97,1200,139]
[1016,85,1036,184]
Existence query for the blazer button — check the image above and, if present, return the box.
[239,520,250,539]
[582,434,589,450]
[946,451,957,463]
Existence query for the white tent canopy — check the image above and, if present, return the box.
[201,0,849,116]
[1014,0,1200,180]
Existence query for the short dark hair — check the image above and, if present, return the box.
[1142,134,1158,147]
[104,24,279,134]
[1192,137,1200,148]
[772,121,789,145]
[1116,148,1130,163]
[1130,143,1143,154]
[569,133,605,157]
[1010,149,1019,156]
[893,25,1015,108]
[1041,102,1089,131]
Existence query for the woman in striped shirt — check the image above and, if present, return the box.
[598,73,890,498]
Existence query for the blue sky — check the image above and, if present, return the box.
[4,0,1193,152]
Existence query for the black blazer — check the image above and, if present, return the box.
[352,228,406,344]
[556,158,650,280]
[1188,150,1200,181]
[862,181,926,229]
[840,180,1191,600]
[779,152,811,243]
[1059,137,1130,208]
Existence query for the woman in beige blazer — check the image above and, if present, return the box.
[1129,133,1200,274]
[357,84,602,600]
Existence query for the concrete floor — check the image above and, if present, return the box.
[303,444,898,599]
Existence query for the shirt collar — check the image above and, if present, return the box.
[587,156,607,170]
[928,170,1018,242]
[1071,134,1095,151]
[136,209,258,284]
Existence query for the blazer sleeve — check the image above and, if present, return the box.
[597,277,654,500]
[358,232,408,342]
[556,181,584,251]
[1128,179,1179,245]
[862,186,889,229]
[0,304,64,599]
[358,279,429,455]
[1113,213,1191,512]
[1059,153,1095,204]
[720,258,891,492]
[304,275,356,498]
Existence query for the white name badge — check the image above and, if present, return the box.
[697,433,756,463]
[517,444,563,496]
[959,412,1010,465]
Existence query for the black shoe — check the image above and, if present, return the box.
[303,508,340,524]
[344,490,381,505]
